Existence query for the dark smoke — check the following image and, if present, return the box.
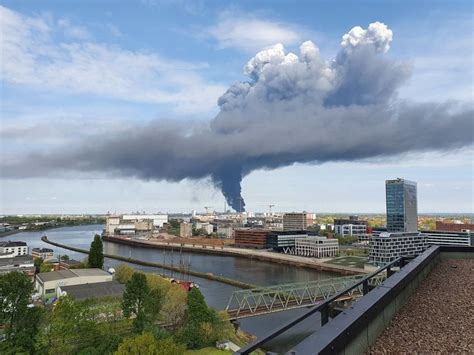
[2,22,473,211]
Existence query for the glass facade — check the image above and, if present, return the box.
[386,179,418,232]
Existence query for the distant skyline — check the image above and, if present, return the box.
[1,1,473,214]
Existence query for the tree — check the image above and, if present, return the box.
[88,234,104,269]
[115,332,185,355]
[0,272,34,340]
[159,285,187,331]
[115,264,135,284]
[12,306,44,354]
[179,287,220,349]
[122,272,162,333]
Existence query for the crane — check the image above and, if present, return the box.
[268,204,275,215]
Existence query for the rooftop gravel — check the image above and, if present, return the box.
[369,258,474,353]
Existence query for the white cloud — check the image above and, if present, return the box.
[207,11,305,52]
[0,5,225,113]
[58,17,91,40]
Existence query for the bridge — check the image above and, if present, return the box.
[225,274,386,320]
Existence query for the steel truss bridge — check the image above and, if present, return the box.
[225,274,386,320]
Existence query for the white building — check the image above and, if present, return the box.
[106,214,168,235]
[195,222,214,235]
[217,225,234,239]
[0,241,28,258]
[122,214,168,228]
[423,230,472,247]
[295,237,339,258]
[35,268,113,299]
[335,224,367,236]
[369,232,427,266]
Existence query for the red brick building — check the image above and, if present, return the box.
[436,221,474,232]
[234,229,270,249]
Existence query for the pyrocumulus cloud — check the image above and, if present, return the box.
[2,22,473,211]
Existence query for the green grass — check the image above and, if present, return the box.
[184,348,231,355]
[324,256,367,269]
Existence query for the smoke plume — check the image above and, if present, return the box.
[2,22,473,211]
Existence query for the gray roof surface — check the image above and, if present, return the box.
[37,268,110,282]
[0,241,27,247]
[37,269,77,282]
[0,254,34,267]
[60,259,82,265]
[60,281,125,300]
[71,268,110,277]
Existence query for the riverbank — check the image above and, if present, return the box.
[103,235,366,276]
[41,236,257,289]
[0,229,21,238]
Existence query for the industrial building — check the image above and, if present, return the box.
[0,241,28,258]
[234,229,270,249]
[35,268,113,299]
[180,222,193,238]
[334,216,368,236]
[217,225,234,239]
[0,255,35,276]
[105,214,168,235]
[386,178,418,232]
[283,213,307,231]
[294,237,339,258]
[369,232,427,266]
[59,281,125,301]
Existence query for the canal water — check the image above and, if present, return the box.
[5,225,337,350]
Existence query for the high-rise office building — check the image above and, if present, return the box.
[386,178,418,232]
[283,213,307,231]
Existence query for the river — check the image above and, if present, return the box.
[5,224,337,351]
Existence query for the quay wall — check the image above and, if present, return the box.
[41,236,257,289]
[102,235,365,276]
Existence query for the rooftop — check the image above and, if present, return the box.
[369,258,474,353]
[32,247,54,252]
[37,268,109,282]
[37,269,77,282]
[60,259,82,266]
[0,254,34,267]
[0,241,27,247]
[71,268,110,277]
[59,281,125,300]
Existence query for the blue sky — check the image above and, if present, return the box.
[0,0,473,214]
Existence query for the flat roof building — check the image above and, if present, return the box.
[267,231,313,253]
[32,247,54,260]
[294,237,339,258]
[35,268,113,300]
[386,178,418,232]
[422,230,472,247]
[334,216,368,236]
[369,232,427,266]
[283,213,307,231]
[435,221,473,233]
[59,281,125,301]
[0,241,28,258]
[234,229,270,249]
[0,255,35,276]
